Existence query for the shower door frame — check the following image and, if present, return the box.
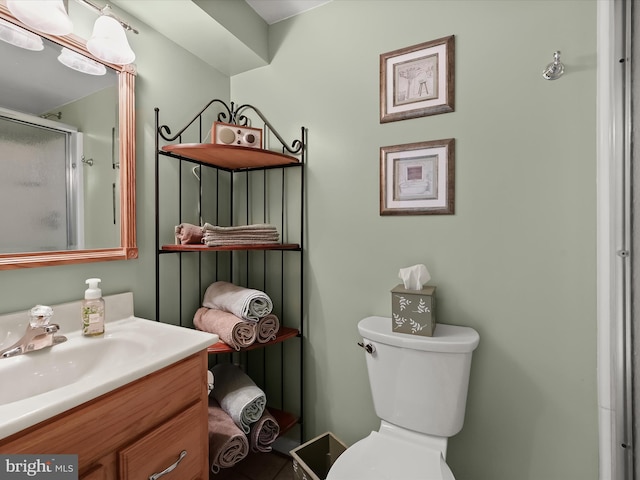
[597,1,634,479]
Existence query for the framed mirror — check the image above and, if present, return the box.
[0,6,136,269]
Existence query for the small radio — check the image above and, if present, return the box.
[212,122,262,149]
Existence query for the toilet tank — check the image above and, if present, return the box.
[358,316,479,438]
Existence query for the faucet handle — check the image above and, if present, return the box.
[29,305,53,327]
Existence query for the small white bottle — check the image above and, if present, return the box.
[82,278,105,337]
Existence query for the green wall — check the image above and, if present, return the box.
[232,1,598,479]
[0,1,598,479]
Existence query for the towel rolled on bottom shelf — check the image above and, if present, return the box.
[212,363,266,434]
[208,398,249,474]
[249,409,280,453]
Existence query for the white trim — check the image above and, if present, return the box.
[597,1,628,479]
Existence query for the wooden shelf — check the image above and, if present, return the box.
[269,408,299,437]
[207,326,300,355]
[161,243,301,253]
[155,104,304,449]
[161,143,300,171]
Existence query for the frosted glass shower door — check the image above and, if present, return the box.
[0,116,79,253]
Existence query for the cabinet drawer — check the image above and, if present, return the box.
[80,463,106,480]
[119,402,207,480]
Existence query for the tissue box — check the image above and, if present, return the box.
[391,284,436,337]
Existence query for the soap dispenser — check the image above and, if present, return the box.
[82,278,105,336]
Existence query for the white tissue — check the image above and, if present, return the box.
[398,264,431,290]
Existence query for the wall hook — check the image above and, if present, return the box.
[81,155,94,166]
[542,51,564,80]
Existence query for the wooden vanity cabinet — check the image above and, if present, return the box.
[0,351,210,480]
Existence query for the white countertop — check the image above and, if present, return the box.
[0,292,218,439]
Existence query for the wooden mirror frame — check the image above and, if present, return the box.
[0,6,137,270]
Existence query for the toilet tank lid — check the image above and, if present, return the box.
[358,316,479,353]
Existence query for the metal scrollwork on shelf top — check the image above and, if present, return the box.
[156,99,304,156]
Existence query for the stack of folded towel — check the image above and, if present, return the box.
[174,222,281,247]
[194,281,281,350]
[206,364,280,473]
[202,223,280,247]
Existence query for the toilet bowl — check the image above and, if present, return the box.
[327,316,479,480]
[327,425,455,480]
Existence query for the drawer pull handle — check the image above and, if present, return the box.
[149,450,187,480]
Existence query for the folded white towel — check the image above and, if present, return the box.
[203,223,278,233]
[203,281,273,322]
[203,238,280,247]
[201,223,280,246]
[212,363,266,434]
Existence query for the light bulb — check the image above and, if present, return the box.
[87,16,135,65]
[7,0,73,36]
[0,18,43,51]
[58,47,107,76]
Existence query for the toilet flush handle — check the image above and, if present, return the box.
[357,341,375,354]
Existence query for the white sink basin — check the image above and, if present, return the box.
[0,332,150,406]
[0,293,218,439]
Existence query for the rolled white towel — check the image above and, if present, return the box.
[203,281,273,322]
[212,363,266,434]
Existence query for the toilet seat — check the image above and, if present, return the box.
[326,431,455,480]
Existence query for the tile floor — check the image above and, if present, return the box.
[211,451,294,480]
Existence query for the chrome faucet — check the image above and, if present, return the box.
[0,305,67,358]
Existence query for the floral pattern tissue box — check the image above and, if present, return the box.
[391,284,436,337]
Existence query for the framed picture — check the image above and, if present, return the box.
[380,139,455,215]
[380,35,455,123]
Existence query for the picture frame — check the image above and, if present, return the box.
[380,139,455,215]
[380,35,455,123]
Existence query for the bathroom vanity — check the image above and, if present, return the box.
[0,293,218,479]
[0,352,207,479]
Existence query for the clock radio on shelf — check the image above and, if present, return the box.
[212,122,262,149]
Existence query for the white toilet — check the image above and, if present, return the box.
[327,316,480,480]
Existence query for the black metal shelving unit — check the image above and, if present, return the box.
[154,100,305,448]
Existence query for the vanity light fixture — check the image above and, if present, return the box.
[86,12,135,65]
[0,17,43,51]
[58,47,107,75]
[6,0,138,65]
[6,0,73,36]
[78,1,137,65]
